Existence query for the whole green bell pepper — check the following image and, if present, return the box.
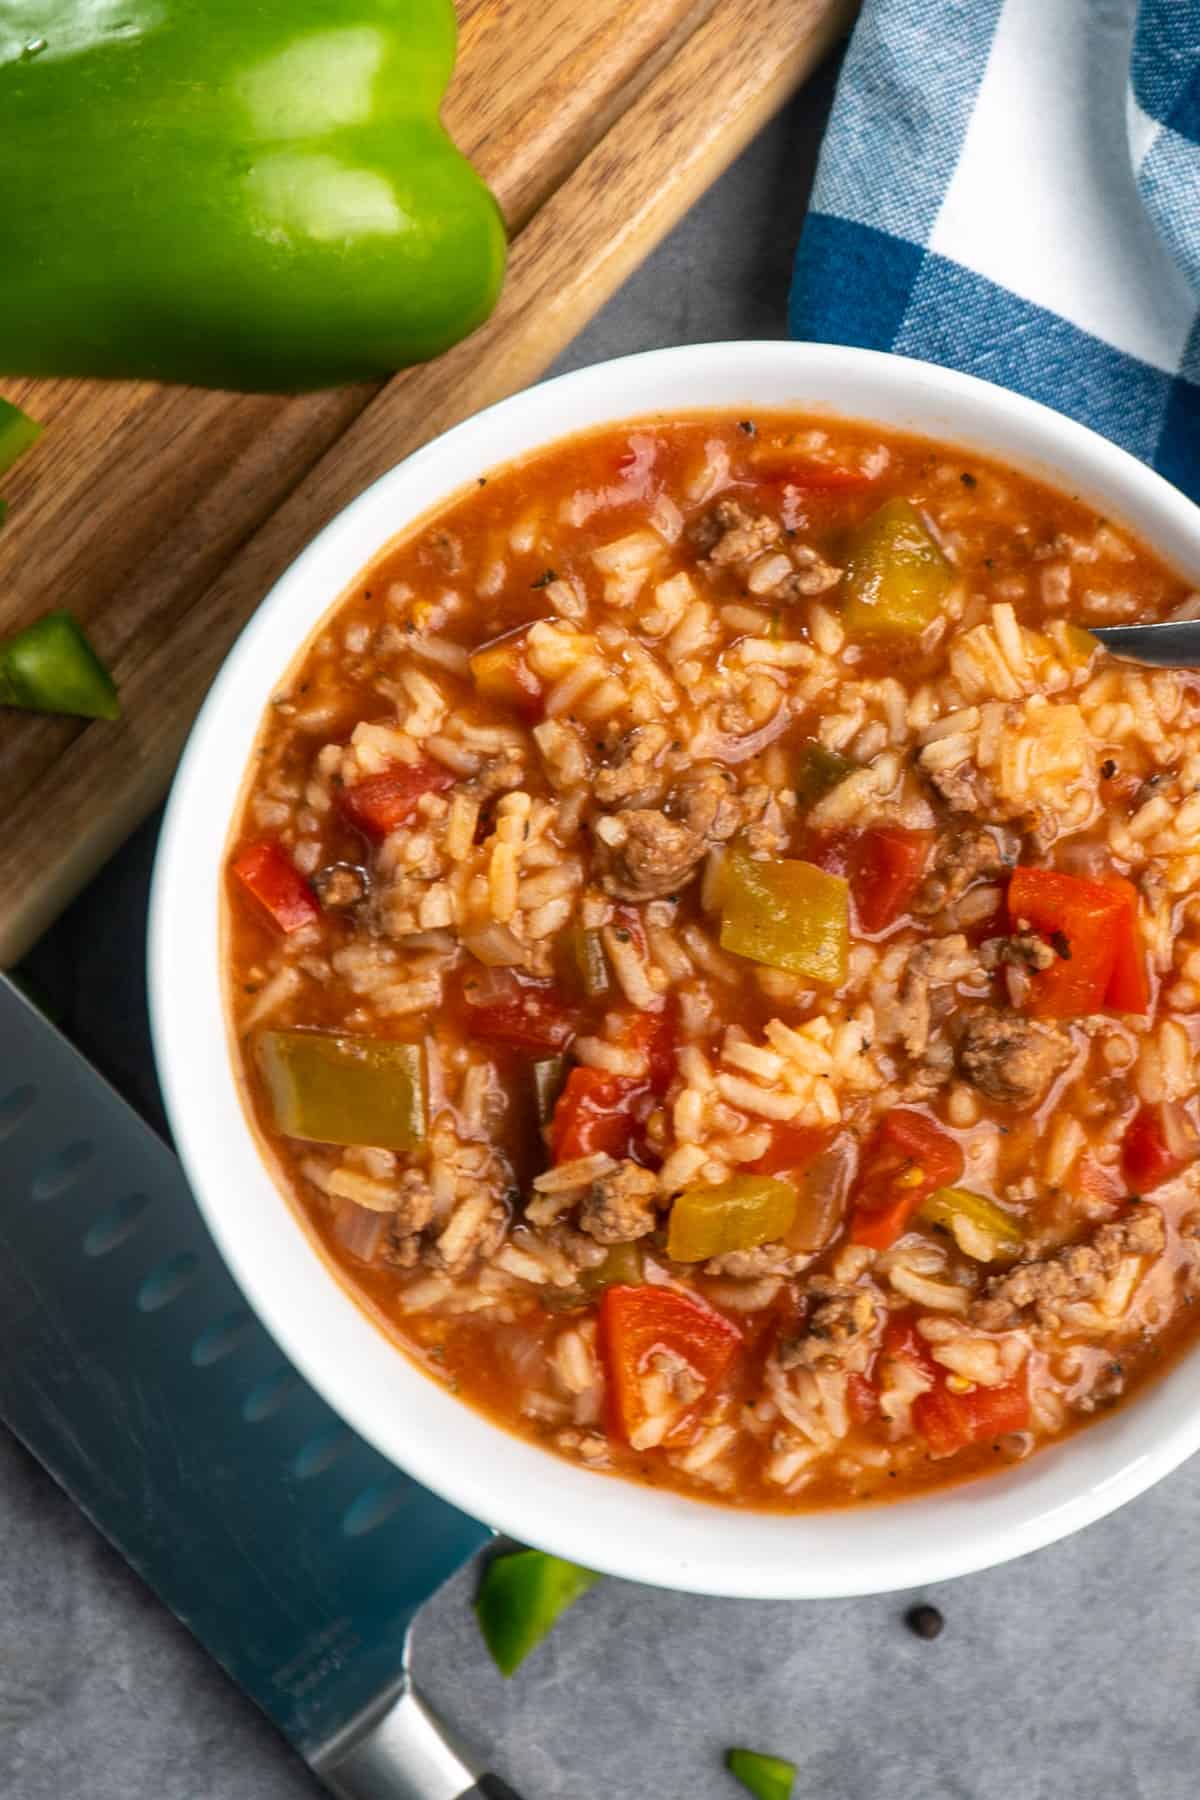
[1,2,506,391]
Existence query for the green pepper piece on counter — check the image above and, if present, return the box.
[794,742,855,810]
[1,3,506,391]
[531,1055,567,1126]
[720,847,849,985]
[475,1548,600,1678]
[0,399,42,477]
[920,1185,1023,1260]
[726,1747,797,1800]
[842,498,952,638]
[0,611,120,719]
[257,1031,425,1149]
[667,1175,797,1263]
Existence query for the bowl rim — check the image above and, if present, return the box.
[150,339,1200,1599]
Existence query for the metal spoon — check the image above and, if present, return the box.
[1087,618,1200,667]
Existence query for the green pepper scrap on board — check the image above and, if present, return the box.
[0,611,120,719]
[0,398,42,478]
[474,1548,600,1678]
[725,1747,797,1800]
[1,2,506,391]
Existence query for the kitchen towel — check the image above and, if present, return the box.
[790,0,1200,500]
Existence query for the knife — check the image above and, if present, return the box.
[0,974,524,1800]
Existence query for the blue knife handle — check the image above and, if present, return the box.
[0,978,496,1787]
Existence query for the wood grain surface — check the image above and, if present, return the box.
[0,0,853,966]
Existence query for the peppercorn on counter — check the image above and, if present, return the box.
[224,412,1200,1510]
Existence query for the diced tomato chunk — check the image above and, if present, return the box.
[616,1004,677,1096]
[1007,865,1127,1018]
[806,827,931,934]
[336,760,455,841]
[914,1375,1029,1458]
[849,1111,963,1250]
[847,1373,879,1425]
[551,1067,642,1163]
[462,973,578,1054]
[597,1284,742,1445]
[231,841,320,934]
[750,449,878,492]
[747,1123,834,1179]
[853,827,933,934]
[881,1314,938,1379]
[1122,1102,1200,1193]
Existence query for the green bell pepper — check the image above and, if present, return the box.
[842,498,952,638]
[725,1747,796,1800]
[257,1029,425,1148]
[920,1185,1023,1261]
[667,1174,797,1263]
[720,847,849,986]
[0,399,42,478]
[475,1548,600,1678]
[2,2,506,391]
[0,611,120,718]
[794,742,855,810]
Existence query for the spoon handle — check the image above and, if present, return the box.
[1089,619,1200,667]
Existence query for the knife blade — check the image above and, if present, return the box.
[0,975,522,1799]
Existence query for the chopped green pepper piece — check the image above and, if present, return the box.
[720,847,849,985]
[668,1175,797,1263]
[557,927,610,999]
[257,1031,425,1150]
[0,611,119,719]
[842,498,952,638]
[0,398,43,476]
[726,1747,796,1800]
[920,1185,1023,1260]
[794,742,855,810]
[531,1055,567,1126]
[583,1241,643,1291]
[475,1549,599,1677]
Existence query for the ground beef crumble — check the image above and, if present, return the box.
[971,1207,1166,1333]
[957,1011,1072,1106]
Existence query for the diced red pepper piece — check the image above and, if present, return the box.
[462,974,578,1055]
[231,841,320,934]
[914,1375,1029,1458]
[597,1284,742,1445]
[336,760,455,841]
[849,1111,963,1250]
[747,1123,834,1178]
[1007,865,1127,1018]
[807,827,932,935]
[1122,1102,1200,1192]
[1098,874,1150,1015]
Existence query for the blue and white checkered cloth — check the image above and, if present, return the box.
[790,0,1200,501]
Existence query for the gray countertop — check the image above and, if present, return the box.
[7,58,1197,1800]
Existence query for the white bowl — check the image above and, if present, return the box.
[150,340,1200,1598]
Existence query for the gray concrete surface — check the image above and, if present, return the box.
[8,53,1195,1800]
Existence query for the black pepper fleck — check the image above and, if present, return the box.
[1101,759,1117,779]
[738,419,757,436]
[960,472,977,488]
[531,568,558,589]
[905,1604,944,1640]
[1049,929,1072,961]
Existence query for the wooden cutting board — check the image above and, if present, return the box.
[0,0,853,967]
